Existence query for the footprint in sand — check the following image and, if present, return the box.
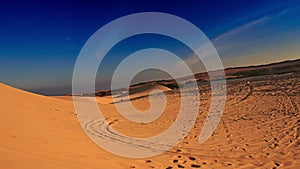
[177,164,185,168]
[274,161,281,167]
[189,157,196,161]
[191,164,201,168]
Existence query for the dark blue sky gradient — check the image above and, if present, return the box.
[0,0,299,95]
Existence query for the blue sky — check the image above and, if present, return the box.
[0,0,300,95]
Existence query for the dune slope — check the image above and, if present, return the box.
[0,83,124,169]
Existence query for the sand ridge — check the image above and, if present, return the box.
[96,83,171,104]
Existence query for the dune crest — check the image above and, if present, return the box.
[97,84,171,104]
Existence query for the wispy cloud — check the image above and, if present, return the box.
[180,7,299,70]
[212,8,294,53]
[177,15,272,73]
[213,16,270,43]
[212,16,270,53]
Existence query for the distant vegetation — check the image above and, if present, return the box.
[80,58,300,97]
[228,60,300,79]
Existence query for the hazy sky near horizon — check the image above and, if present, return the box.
[0,0,300,95]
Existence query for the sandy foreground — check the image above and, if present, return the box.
[0,73,299,169]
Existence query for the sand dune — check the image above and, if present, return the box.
[125,83,171,96]
[97,84,171,104]
[0,83,125,169]
[1,73,300,169]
